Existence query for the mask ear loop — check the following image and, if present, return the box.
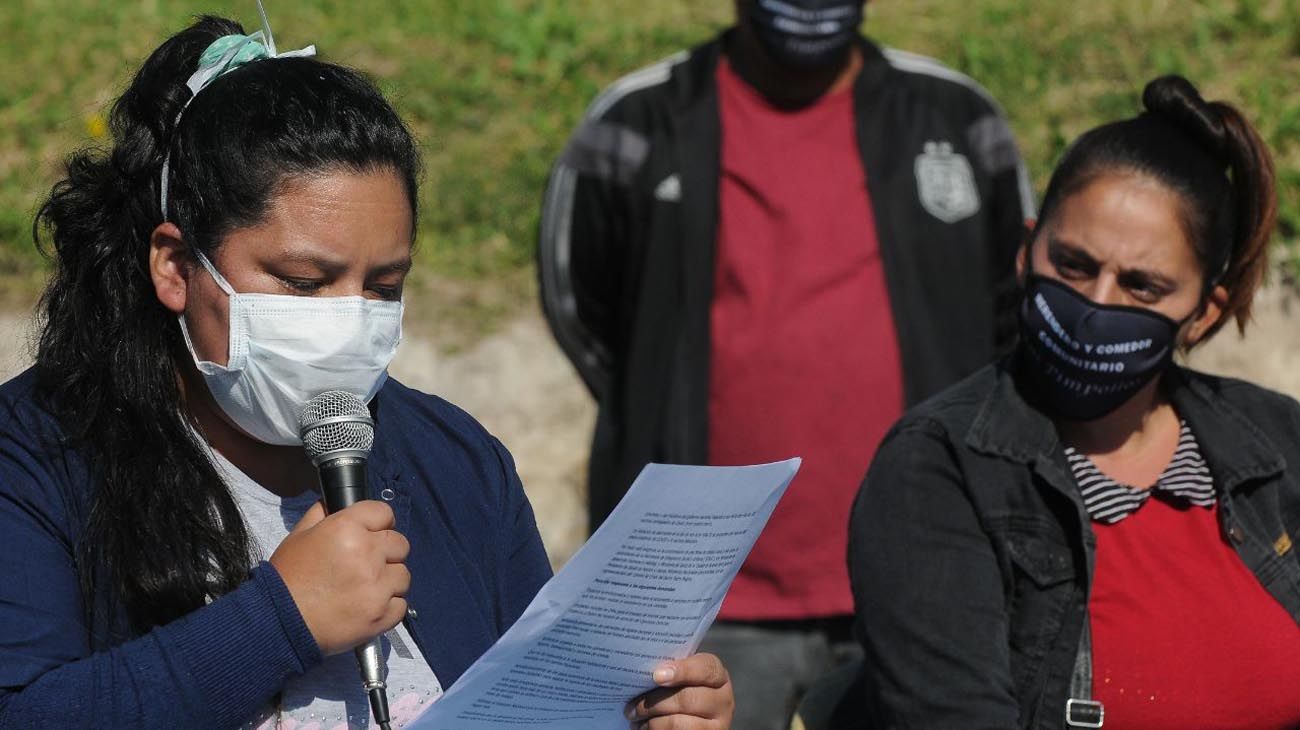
[1020,229,1047,284]
[176,248,239,373]
[191,249,237,297]
[176,312,223,373]
[1179,257,1231,351]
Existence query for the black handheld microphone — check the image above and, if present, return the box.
[299,390,391,730]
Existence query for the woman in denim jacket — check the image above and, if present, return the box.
[849,75,1300,729]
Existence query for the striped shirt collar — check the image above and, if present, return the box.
[1064,421,1215,524]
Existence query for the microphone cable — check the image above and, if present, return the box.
[370,687,392,730]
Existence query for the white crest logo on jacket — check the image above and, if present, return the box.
[915,140,980,224]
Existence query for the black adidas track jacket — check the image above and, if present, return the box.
[539,31,1035,531]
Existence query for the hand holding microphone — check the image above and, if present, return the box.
[269,499,410,655]
[268,391,401,728]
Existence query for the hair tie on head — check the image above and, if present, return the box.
[159,0,316,220]
[1142,75,1230,166]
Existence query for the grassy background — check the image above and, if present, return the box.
[3,0,1298,325]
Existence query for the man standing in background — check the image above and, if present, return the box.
[538,1,1034,727]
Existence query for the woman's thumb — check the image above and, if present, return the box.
[290,500,328,534]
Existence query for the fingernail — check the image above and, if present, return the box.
[653,666,675,683]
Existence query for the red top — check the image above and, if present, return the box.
[708,58,904,620]
[1090,498,1300,729]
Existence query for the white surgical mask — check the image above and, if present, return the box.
[179,250,403,445]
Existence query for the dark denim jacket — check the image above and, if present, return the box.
[849,356,1300,729]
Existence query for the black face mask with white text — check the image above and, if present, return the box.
[1018,275,1187,421]
[748,0,866,70]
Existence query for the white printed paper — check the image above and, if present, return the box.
[406,458,800,729]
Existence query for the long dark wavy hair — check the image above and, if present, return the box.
[32,16,421,635]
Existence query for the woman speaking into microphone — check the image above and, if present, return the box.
[0,12,733,730]
[849,75,1300,728]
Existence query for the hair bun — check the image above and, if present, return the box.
[1142,75,1230,162]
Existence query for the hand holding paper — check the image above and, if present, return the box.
[625,652,734,728]
[406,458,801,730]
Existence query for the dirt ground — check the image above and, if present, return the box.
[1183,282,1300,396]
[0,282,1295,567]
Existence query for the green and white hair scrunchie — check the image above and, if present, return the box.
[160,0,316,219]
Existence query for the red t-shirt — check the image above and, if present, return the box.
[708,58,905,620]
[1090,498,1300,728]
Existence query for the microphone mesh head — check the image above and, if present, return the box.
[299,391,375,462]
